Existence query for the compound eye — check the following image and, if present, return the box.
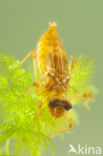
[64,105,69,110]
[63,102,72,111]
[48,101,56,108]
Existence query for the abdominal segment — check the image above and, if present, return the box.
[36,23,69,91]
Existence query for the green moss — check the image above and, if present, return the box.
[68,56,97,105]
[0,51,97,156]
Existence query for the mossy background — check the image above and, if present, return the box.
[0,0,103,156]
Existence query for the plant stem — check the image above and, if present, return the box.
[0,128,15,145]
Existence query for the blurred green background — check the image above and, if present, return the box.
[0,0,103,156]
